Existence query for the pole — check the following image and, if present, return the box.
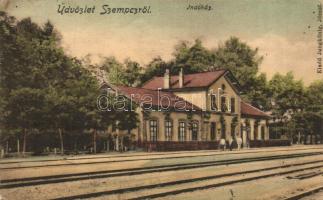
[6,141,9,154]
[17,139,20,155]
[298,131,301,144]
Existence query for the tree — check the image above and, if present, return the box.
[173,39,215,74]
[44,58,103,154]
[140,57,170,85]
[0,13,62,154]
[3,88,45,155]
[123,59,142,86]
[267,72,316,141]
[302,80,323,143]
[99,57,142,87]
[140,39,215,85]
[243,73,271,110]
[212,37,263,92]
[0,12,107,155]
[268,72,306,119]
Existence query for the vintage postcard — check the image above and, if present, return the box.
[0,0,322,199]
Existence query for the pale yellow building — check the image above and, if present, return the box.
[104,69,271,150]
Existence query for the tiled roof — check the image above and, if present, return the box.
[241,101,270,118]
[142,70,227,90]
[116,86,201,111]
[113,86,269,117]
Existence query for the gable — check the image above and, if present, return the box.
[208,73,241,96]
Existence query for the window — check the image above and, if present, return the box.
[230,98,235,113]
[221,96,227,112]
[221,84,226,90]
[149,120,158,142]
[210,94,217,111]
[178,122,186,141]
[211,122,216,140]
[192,122,198,141]
[165,120,172,141]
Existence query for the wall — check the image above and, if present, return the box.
[173,90,207,110]
[240,117,269,145]
[138,109,205,142]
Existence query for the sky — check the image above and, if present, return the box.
[1,0,323,84]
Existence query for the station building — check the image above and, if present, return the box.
[102,69,271,150]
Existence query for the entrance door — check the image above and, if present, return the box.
[211,122,216,141]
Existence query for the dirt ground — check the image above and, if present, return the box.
[0,145,323,200]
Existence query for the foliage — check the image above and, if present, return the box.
[172,39,215,73]
[99,57,142,87]
[213,37,262,91]
[140,57,170,84]
[0,12,138,154]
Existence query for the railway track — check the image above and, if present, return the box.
[1,146,322,165]
[1,151,323,189]
[283,186,323,200]
[1,147,323,170]
[51,160,323,200]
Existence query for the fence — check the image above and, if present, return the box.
[137,141,220,151]
[249,139,291,148]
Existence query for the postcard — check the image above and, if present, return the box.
[0,0,322,200]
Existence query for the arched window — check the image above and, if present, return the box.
[149,120,158,142]
[178,121,186,142]
[221,84,226,90]
[210,94,217,111]
[165,120,172,141]
[221,96,227,112]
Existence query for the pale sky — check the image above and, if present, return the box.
[1,0,323,84]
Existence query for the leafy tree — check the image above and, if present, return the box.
[302,80,323,143]
[267,72,320,142]
[99,57,142,87]
[44,58,104,154]
[242,73,271,110]
[100,57,126,85]
[212,37,263,92]
[115,101,139,151]
[140,57,170,84]
[172,39,214,73]
[0,13,62,154]
[0,12,111,155]
[3,88,45,155]
[268,72,306,120]
[140,39,215,84]
[123,59,142,86]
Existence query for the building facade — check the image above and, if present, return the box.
[103,69,271,150]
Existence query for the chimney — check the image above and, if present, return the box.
[163,69,170,89]
[179,68,184,88]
